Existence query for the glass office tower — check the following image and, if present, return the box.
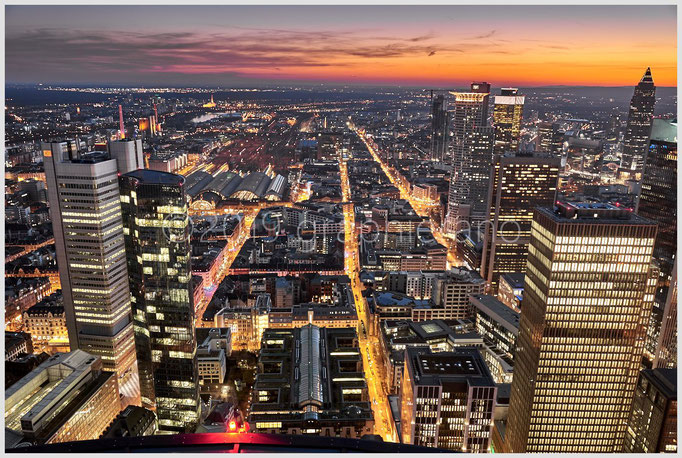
[120,169,200,433]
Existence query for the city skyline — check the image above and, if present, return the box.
[5,5,678,87]
[4,3,678,452]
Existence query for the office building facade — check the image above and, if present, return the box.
[430,94,449,162]
[622,67,656,173]
[505,202,659,452]
[400,347,497,452]
[480,153,560,292]
[492,88,525,154]
[120,170,200,433]
[42,139,141,405]
[624,368,677,453]
[637,118,677,368]
[446,82,491,233]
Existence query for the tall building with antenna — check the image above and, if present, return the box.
[42,138,144,407]
[445,82,491,234]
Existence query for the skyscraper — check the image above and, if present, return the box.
[446,82,491,234]
[119,169,200,433]
[480,152,560,292]
[637,118,677,368]
[492,88,525,154]
[505,202,659,453]
[623,368,677,453]
[42,138,142,406]
[537,121,565,155]
[622,67,656,173]
[430,93,449,162]
[656,260,677,370]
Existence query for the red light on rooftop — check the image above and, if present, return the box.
[228,420,237,432]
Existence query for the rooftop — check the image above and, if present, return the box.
[121,169,185,186]
[542,202,656,225]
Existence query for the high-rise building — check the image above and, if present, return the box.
[656,260,677,370]
[446,82,491,234]
[623,368,677,453]
[537,121,565,155]
[400,347,497,452]
[505,202,659,453]
[622,67,656,173]
[480,152,560,292]
[430,94,449,161]
[466,126,496,225]
[119,170,200,433]
[42,139,142,405]
[492,88,525,154]
[637,118,677,368]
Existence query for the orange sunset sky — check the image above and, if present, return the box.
[5,5,678,87]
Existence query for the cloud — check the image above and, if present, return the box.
[428,51,436,56]
[473,29,496,39]
[6,26,460,83]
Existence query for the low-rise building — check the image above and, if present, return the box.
[379,319,483,394]
[248,325,374,438]
[497,273,524,312]
[400,347,497,452]
[101,405,157,438]
[5,350,120,447]
[23,293,68,354]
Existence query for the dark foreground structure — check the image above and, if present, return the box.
[7,432,448,453]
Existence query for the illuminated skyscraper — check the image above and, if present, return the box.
[537,121,565,155]
[42,139,142,406]
[637,118,677,368]
[120,170,200,433]
[492,88,525,154]
[505,202,659,453]
[430,93,449,161]
[480,152,560,292]
[446,82,491,233]
[622,67,656,173]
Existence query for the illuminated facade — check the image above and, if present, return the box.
[119,169,200,433]
[637,118,677,368]
[492,88,525,154]
[42,139,142,405]
[23,294,69,354]
[5,350,120,447]
[430,94,448,161]
[624,368,677,453]
[480,153,560,292]
[622,67,656,173]
[505,202,659,453]
[400,347,497,452]
[446,82,491,233]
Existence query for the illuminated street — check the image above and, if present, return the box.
[350,124,462,268]
[194,209,257,326]
[338,153,399,443]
